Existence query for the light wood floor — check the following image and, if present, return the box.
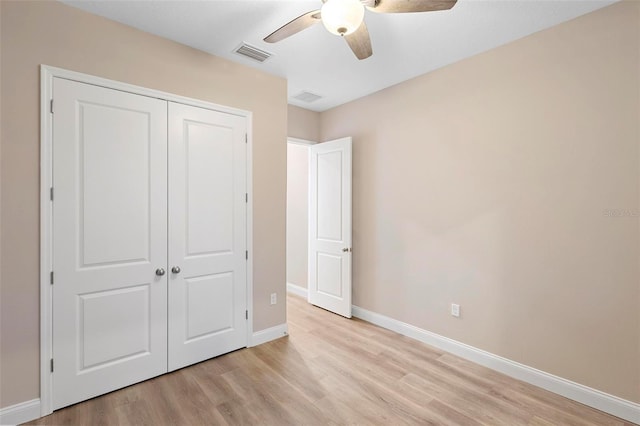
[28,293,632,425]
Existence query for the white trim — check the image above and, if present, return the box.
[40,65,254,417]
[42,66,249,117]
[287,137,317,146]
[286,282,308,298]
[0,399,41,425]
[246,109,254,351]
[249,323,289,347]
[40,67,54,417]
[352,305,640,424]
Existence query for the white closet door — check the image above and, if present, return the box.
[167,102,248,371]
[52,78,168,409]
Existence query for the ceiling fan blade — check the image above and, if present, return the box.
[369,0,457,13]
[345,21,373,60]
[264,10,322,43]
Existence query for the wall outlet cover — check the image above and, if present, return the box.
[451,303,460,318]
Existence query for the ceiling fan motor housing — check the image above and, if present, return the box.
[321,0,365,36]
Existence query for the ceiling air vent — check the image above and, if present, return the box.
[233,42,272,63]
[292,91,323,103]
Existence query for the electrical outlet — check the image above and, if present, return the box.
[270,293,277,305]
[451,303,460,318]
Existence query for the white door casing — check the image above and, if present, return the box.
[308,137,352,318]
[52,78,168,409]
[168,102,248,371]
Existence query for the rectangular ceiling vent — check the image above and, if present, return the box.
[293,91,323,103]
[233,42,272,63]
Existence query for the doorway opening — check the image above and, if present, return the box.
[286,139,314,301]
[285,137,353,318]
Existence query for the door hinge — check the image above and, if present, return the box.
[245,250,248,260]
[50,187,54,201]
[50,99,54,114]
[50,358,54,372]
[50,271,54,285]
[245,193,248,203]
[245,310,248,320]
[245,134,247,143]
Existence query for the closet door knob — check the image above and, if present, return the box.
[155,268,165,276]
[171,266,181,274]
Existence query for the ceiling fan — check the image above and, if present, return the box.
[264,0,458,60]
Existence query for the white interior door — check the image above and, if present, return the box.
[52,78,168,409]
[167,102,248,371]
[309,137,352,318]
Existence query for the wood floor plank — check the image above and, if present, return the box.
[318,373,418,425]
[24,293,632,426]
[114,398,157,426]
[313,395,374,425]
[412,368,546,426]
[250,339,328,402]
[216,399,260,425]
[425,399,486,426]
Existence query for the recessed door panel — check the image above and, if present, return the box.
[186,122,234,256]
[80,284,150,369]
[186,273,234,341]
[80,103,150,267]
[168,102,247,371]
[316,253,343,298]
[52,78,168,410]
[317,151,343,242]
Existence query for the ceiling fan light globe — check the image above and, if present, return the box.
[321,0,365,36]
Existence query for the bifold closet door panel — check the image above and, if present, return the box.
[52,78,168,410]
[167,102,248,371]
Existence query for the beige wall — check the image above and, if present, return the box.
[0,0,287,408]
[286,143,310,288]
[320,1,640,403]
[288,105,321,142]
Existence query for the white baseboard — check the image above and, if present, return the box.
[0,399,41,425]
[286,282,308,298]
[250,323,289,347]
[352,305,640,424]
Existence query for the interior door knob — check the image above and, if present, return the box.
[155,268,165,276]
[342,248,349,252]
[171,266,181,274]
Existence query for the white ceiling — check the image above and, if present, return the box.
[61,0,617,112]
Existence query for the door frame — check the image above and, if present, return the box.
[39,65,254,417]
